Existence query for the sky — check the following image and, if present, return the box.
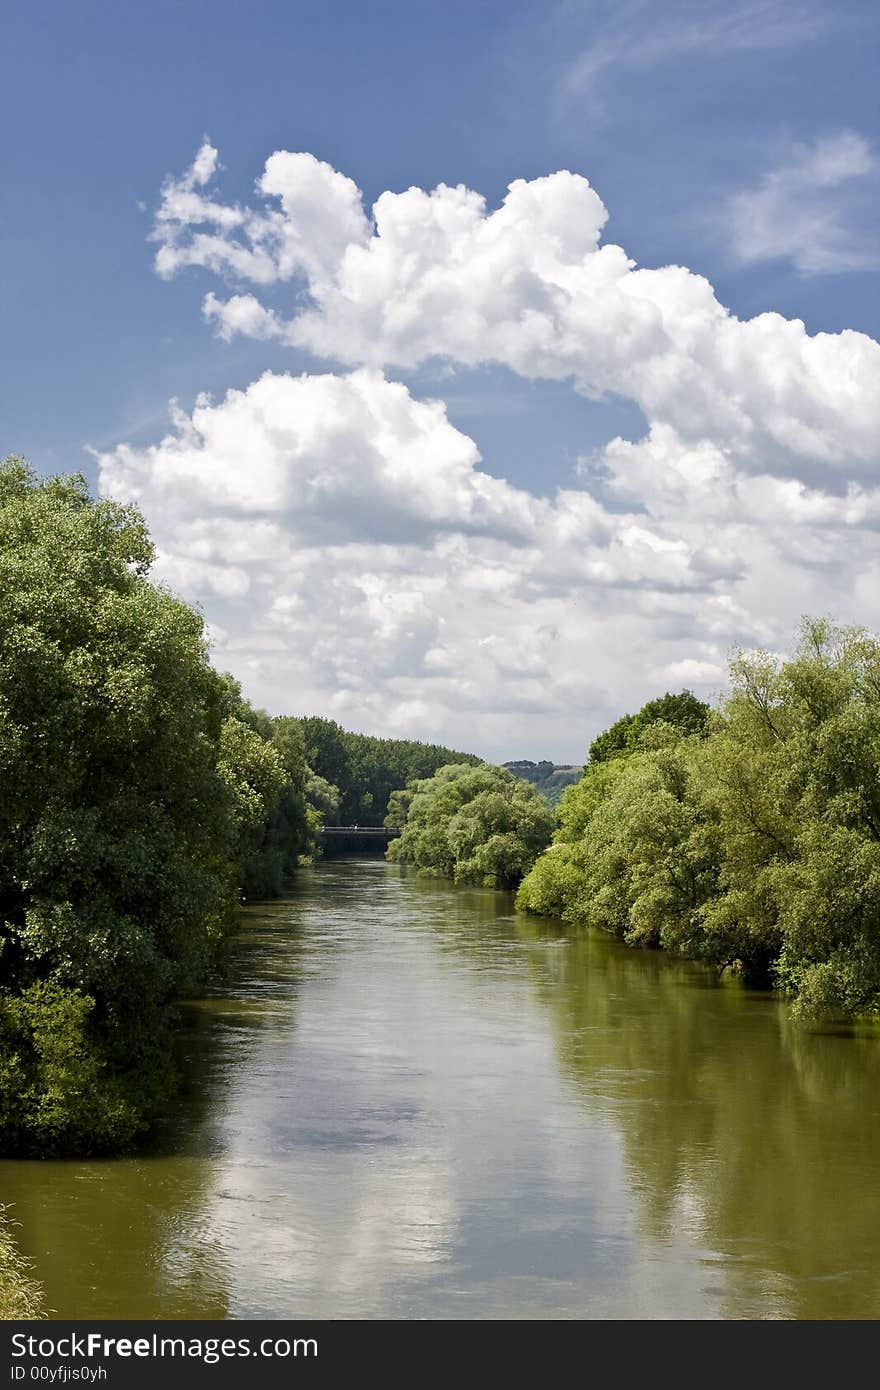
[3,0,879,761]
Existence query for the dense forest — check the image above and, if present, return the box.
[295,716,480,826]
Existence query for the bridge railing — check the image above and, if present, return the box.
[319,826,401,837]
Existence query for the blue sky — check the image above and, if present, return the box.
[3,1,879,757]
[5,0,877,479]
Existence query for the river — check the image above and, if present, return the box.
[4,857,880,1320]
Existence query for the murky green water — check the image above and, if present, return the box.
[4,858,880,1320]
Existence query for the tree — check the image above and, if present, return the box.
[0,459,309,1154]
[294,716,480,825]
[297,717,353,803]
[702,620,880,1015]
[233,713,316,898]
[588,690,709,764]
[587,712,636,766]
[388,763,553,889]
[518,730,719,958]
[520,620,880,1022]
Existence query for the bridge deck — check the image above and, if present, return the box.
[320,825,400,837]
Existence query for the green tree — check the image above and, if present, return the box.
[588,690,709,765]
[297,717,354,804]
[305,771,341,825]
[295,716,480,826]
[228,711,316,898]
[521,620,880,1022]
[388,763,553,889]
[587,712,636,766]
[703,620,880,1015]
[0,459,307,1154]
[518,729,719,958]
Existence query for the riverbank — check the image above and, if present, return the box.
[0,1207,43,1319]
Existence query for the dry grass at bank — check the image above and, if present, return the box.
[0,1206,43,1319]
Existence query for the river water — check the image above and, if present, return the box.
[5,858,880,1320]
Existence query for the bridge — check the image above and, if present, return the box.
[319,825,401,854]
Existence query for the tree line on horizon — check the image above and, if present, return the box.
[501,760,582,808]
[295,716,481,827]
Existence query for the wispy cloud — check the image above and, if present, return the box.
[560,1,825,106]
[727,131,879,274]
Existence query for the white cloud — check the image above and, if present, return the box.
[129,145,880,756]
[97,371,880,761]
[560,1,824,106]
[101,369,537,547]
[151,145,880,483]
[728,131,879,274]
[153,143,369,285]
[203,291,284,342]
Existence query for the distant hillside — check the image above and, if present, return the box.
[503,761,582,807]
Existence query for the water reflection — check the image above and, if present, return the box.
[3,859,880,1319]
[514,917,880,1319]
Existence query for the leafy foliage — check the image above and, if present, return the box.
[519,621,880,1021]
[587,689,710,765]
[296,716,480,825]
[387,763,554,888]
[0,460,313,1154]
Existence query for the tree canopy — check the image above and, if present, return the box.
[296,715,480,826]
[587,689,710,765]
[387,762,554,889]
[0,459,314,1155]
[519,620,880,1021]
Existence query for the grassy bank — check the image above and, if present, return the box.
[0,1207,43,1319]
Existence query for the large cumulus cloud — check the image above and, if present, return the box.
[97,367,880,760]
[100,143,880,757]
[104,369,535,547]
[154,143,880,482]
